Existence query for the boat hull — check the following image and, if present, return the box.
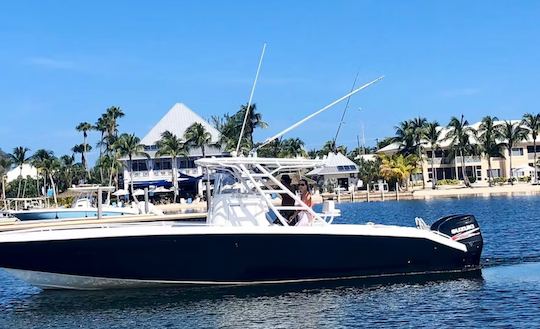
[12,209,137,221]
[0,232,481,289]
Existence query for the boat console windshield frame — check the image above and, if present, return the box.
[196,157,338,226]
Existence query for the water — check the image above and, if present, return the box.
[2,196,540,328]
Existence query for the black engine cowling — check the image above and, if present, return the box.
[431,214,483,266]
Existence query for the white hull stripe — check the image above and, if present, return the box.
[0,223,468,252]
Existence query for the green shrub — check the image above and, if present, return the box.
[468,176,477,184]
[436,179,460,186]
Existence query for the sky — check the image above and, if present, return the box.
[1,1,540,163]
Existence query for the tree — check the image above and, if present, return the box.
[379,154,417,190]
[280,138,306,157]
[104,106,125,139]
[94,115,108,182]
[184,123,213,157]
[446,115,475,187]
[497,121,528,185]
[477,116,504,187]
[31,149,54,197]
[75,122,93,175]
[115,133,149,203]
[0,156,11,207]
[522,113,540,183]
[410,117,428,188]
[257,138,284,158]
[9,146,30,198]
[41,155,60,206]
[72,143,92,170]
[425,121,442,189]
[356,157,381,188]
[234,103,267,152]
[156,131,188,203]
[184,122,214,201]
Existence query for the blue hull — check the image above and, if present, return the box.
[14,210,135,221]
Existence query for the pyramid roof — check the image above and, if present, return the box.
[140,103,220,146]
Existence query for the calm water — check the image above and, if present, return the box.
[1,196,540,328]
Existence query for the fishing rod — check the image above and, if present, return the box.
[236,43,267,155]
[254,76,384,151]
[331,72,360,152]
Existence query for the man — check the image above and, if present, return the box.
[274,174,296,225]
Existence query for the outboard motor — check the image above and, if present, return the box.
[431,214,483,266]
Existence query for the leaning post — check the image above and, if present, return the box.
[396,182,399,201]
[144,187,149,214]
[366,184,370,202]
[97,187,103,219]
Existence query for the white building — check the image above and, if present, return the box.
[307,152,359,191]
[122,103,227,197]
[6,164,38,183]
[377,119,540,184]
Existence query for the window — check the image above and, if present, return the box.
[154,159,172,170]
[527,145,540,153]
[131,160,148,171]
[488,169,501,178]
[511,148,524,156]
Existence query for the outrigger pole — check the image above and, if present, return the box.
[254,75,384,151]
[236,43,267,155]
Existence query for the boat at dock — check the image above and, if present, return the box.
[0,157,483,290]
[8,186,161,221]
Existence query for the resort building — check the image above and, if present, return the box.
[6,164,38,183]
[308,152,359,191]
[121,103,226,197]
[377,120,540,185]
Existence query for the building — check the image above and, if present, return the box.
[307,152,359,191]
[6,164,38,183]
[121,103,227,197]
[377,120,540,184]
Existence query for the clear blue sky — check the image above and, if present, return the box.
[1,1,539,163]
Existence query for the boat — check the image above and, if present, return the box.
[0,157,483,290]
[8,186,159,221]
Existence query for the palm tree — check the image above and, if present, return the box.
[281,138,306,157]
[425,121,442,189]
[0,157,11,207]
[410,117,428,188]
[156,131,188,203]
[522,113,540,183]
[32,149,54,197]
[234,103,268,151]
[497,121,528,185]
[184,123,213,157]
[257,138,284,158]
[392,120,415,155]
[379,154,417,190]
[477,116,504,187]
[9,146,30,198]
[104,106,125,139]
[94,115,108,182]
[115,133,149,202]
[71,143,92,169]
[184,123,215,202]
[75,122,93,174]
[59,155,76,190]
[446,115,475,187]
[41,155,60,206]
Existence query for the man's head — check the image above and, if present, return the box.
[281,174,292,184]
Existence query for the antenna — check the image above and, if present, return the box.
[255,76,384,151]
[332,72,359,151]
[236,43,267,155]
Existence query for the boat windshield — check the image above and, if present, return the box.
[213,171,246,195]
